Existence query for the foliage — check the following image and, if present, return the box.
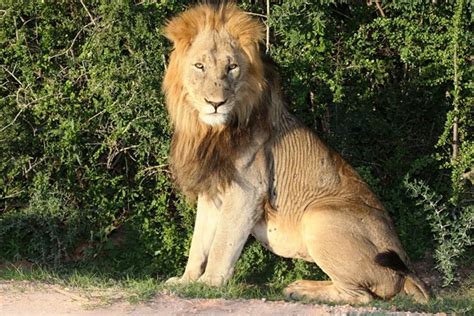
[0,172,83,265]
[405,177,473,286]
[0,0,190,278]
[0,0,472,288]
[266,0,472,281]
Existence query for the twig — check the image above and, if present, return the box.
[52,286,90,303]
[87,109,106,122]
[80,0,96,25]
[332,8,351,20]
[451,0,464,161]
[375,0,386,17]
[162,54,167,71]
[0,109,24,133]
[23,157,46,175]
[139,164,171,185]
[13,16,19,42]
[244,10,270,51]
[265,0,270,53]
[48,21,94,61]
[367,0,386,17]
[107,145,140,169]
[141,164,169,173]
[0,191,24,200]
[462,169,474,183]
[3,65,23,86]
[245,12,267,19]
[453,116,459,160]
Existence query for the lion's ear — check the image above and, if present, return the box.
[164,14,198,49]
[164,8,201,47]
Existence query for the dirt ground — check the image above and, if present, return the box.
[0,280,450,316]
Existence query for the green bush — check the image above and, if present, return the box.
[1,0,472,285]
[0,172,83,265]
[0,0,190,278]
[405,176,473,286]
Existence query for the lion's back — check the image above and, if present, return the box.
[269,115,384,216]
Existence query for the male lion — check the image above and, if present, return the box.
[162,3,430,304]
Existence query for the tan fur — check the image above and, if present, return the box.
[163,3,430,304]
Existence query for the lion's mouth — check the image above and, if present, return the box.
[199,112,229,126]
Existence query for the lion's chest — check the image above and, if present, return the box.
[251,217,312,261]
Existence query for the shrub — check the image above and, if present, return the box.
[405,177,473,286]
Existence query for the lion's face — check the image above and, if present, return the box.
[182,30,248,126]
[163,3,266,131]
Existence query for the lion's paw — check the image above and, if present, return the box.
[283,281,308,300]
[283,285,299,300]
[165,277,183,285]
[197,273,225,287]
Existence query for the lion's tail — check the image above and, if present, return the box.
[403,274,431,303]
[375,250,431,303]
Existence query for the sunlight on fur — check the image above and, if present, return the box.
[162,2,430,304]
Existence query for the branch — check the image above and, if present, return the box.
[245,12,267,19]
[462,169,474,184]
[48,21,94,61]
[23,157,46,176]
[367,0,386,17]
[0,192,24,200]
[266,0,270,53]
[245,8,270,52]
[3,65,23,86]
[106,145,139,169]
[375,0,386,17]
[0,109,24,133]
[141,164,170,175]
[80,0,96,25]
[451,0,464,162]
[162,53,167,71]
[86,109,106,123]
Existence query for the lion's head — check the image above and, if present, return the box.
[163,3,266,131]
[162,3,275,199]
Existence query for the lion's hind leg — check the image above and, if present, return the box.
[284,280,373,304]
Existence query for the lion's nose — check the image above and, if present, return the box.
[205,98,227,110]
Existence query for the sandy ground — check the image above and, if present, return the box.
[0,280,449,316]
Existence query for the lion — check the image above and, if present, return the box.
[162,2,430,304]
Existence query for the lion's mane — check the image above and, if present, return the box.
[162,3,276,199]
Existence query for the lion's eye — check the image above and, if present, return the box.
[228,63,238,71]
[194,63,204,70]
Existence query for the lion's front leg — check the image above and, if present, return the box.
[198,183,263,286]
[166,194,219,284]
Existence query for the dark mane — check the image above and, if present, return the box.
[170,96,271,200]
